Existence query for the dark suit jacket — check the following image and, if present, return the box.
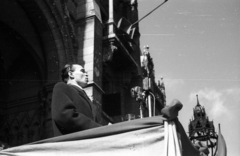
[51,82,102,136]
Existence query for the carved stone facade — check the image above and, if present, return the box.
[0,0,165,148]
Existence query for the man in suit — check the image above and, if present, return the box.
[51,63,102,136]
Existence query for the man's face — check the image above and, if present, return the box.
[70,64,88,87]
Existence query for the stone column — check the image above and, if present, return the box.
[67,0,105,124]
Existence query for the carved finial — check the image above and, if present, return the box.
[144,45,149,49]
[143,45,149,54]
[160,77,165,88]
[196,94,200,106]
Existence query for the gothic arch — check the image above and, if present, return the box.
[0,0,75,146]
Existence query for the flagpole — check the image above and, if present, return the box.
[132,0,169,27]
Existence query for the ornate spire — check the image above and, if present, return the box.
[189,96,218,155]
[196,94,200,106]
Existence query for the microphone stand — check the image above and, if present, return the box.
[131,87,146,118]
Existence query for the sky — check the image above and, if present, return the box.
[138,0,240,155]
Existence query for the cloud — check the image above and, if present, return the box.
[164,79,184,91]
[225,88,240,102]
[189,88,240,120]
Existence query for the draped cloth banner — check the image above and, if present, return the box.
[0,116,201,156]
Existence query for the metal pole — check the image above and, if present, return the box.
[132,0,168,27]
[139,102,143,118]
[148,95,152,117]
[109,0,114,23]
[148,77,152,117]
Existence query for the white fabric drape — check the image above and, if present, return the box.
[0,116,201,156]
[0,126,165,156]
[164,121,182,156]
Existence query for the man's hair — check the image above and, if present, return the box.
[61,63,75,83]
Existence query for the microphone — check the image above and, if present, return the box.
[131,86,143,102]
